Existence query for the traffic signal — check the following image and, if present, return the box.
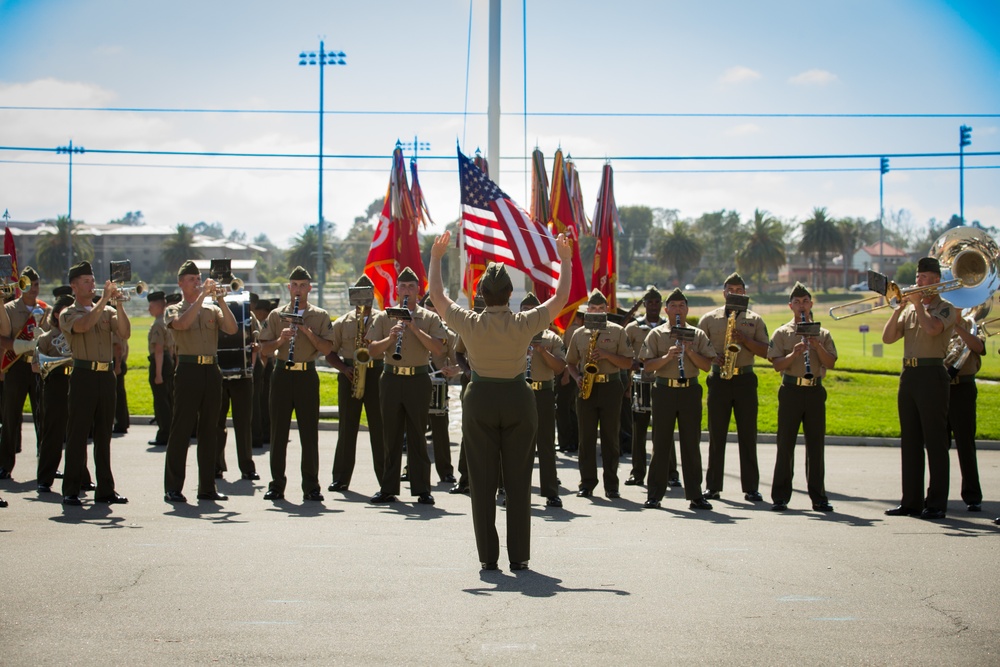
[960,125,973,147]
[880,157,889,175]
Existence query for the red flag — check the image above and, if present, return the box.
[529,148,554,302]
[590,163,619,311]
[410,159,433,228]
[4,226,19,298]
[390,146,427,294]
[458,148,561,290]
[548,149,589,332]
[363,192,397,309]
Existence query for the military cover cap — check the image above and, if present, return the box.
[165,292,183,305]
[288,265,311,281]
[355,274,375,288]
[397,266,420,284]
[177,260,199,277]
[21,266,39,282]
[520,292,540,310]
[643,286,662,302]
[68,261,94,281]
[789,281,812,300]
[479,262,513,296]
[249,292,259,307]
[146,291,166,303]
[52,294,75,315]
[665,288,687,303]
[423,296,435,309]
[917,257,941,275]
[587,288,608,306]
[724,272,746,287]
[52,285,73,298]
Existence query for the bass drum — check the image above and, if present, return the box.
[631,372,652,413]
[218,293,253,379]
[429,375,449,415]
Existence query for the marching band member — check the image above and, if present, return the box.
[555,309,584,453]
[215,292,259,482]
[145,291,175,447]
[163,260,238,503]
[259,266,336,502]
[946,315,986,512]
[423,297,459,484]
[623,287,669,487]
[251,296,276,448]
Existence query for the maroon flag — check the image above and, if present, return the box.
[590,162,619,311]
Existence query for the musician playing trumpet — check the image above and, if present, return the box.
[258,266,336,502]
[366,266,447,506]
[326,275,386,492]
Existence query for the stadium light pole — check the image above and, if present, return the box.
[298,41,346,308]
[56,140,85,277]
[879,157,889,274]
[959,125,972,224]
[401,135,431,164]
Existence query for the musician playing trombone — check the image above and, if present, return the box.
[882,257,958,520]
[366,266,447,506]
[258,266,336,502]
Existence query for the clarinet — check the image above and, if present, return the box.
[675,314,686,381]
[801,311,813,380]
[525,343,534,383]
[392,295,410,361]
[285,295,301,369]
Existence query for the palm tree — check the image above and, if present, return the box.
[736,209,786,295]
[798,207,840,291]
[33,216,94,282]
[162,224,202,272]
[654,221,702,285]
[837,217,870,289]
[286,224,334,279]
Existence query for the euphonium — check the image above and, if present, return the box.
[38,352,73,380]
[579,330,601,400]
[351,304,371,400]
[720,310,742,380]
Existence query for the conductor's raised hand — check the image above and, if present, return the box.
[555,233,572,262]
[432,231,451,260]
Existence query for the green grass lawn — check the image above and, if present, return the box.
[81,312,1000,440]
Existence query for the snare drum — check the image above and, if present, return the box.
[631,372,652,413]
[218,293,253,379]
[429,376,449,415]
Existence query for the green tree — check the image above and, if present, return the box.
[837,217,871,289]
[286,225,334,279]
[693,209,743,277]
[108,210,145,226]
[736,209,786,296]
[354,197,384,225]
[334,221,378,279]
[653,221,702,285]
[895,261,917,286]
[34,216,94,282]
[162,224,202,271]
[798,207,840,291]
[618,206,654,281]
[192,221,224,239]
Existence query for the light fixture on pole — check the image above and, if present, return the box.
[879,157,889,274]
[959,125,972,224]
[56,140,85,276]
[298,40,347,308]
[400,136,431,164]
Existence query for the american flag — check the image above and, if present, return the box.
[458,148,560,289]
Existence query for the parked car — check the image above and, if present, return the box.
[849,281,868,292]
[684,283,696,291]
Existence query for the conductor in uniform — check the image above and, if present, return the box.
[881,257,957,520]
[640,288,715,510]
[767,282,838,512]
[427,230,572,571]
[163,260,238,503]
[697,272,770,502]
[258,266,336,502]
[366,267,448,506]
[60,261,131,506]
[566,289,633,499]
[326,275,385,492]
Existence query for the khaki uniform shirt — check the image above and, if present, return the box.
[60,302,118,362]
[697,306,769,367]
[165,299,227,356]
[259,302,335,363]
[330,308,379,361]
[639,322,715,380]
[148,315,174,357]
[566,321,632,376]
[898,295,958,359]
[36,327,67,358]
[624,316,665,361]
[953,316,984,377]
[430,327,459,371]
[443,303,548,379]
[527,329,565,382]
[5,298,48,341]
[767,319,838,379]
[369,305,448,368]
[562,319,583,349]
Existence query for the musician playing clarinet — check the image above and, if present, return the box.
[767,282,837,513]
[258,266,336,502]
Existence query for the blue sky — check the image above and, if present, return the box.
[0,0,997,248]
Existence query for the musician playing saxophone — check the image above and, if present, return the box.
[696,272,770,503]
[640,288,715,511]
[326,275,385,492]
[565,289,633,500]
[258,266,336,502]
[365,266,447,506]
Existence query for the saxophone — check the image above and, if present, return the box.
[351,305,371,399]
[719,310,742,380]
[579,329,601,400]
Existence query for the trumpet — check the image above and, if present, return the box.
[1,275,30,296]
[95,281,148,303]
[208,277,244,298]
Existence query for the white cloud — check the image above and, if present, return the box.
[719,66,761,84]
[788,69,838,85]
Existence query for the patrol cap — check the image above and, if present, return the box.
[146,291,166,303]
[68,261,94,282]
[398,266,420,284]
[21,266,39,282]
[789,281,812,300]
[165,293,183,305]
[520,292,540,311]
[917,257,941,275]
[52,285,73,298]
[665,288,687,304]
[355,274,375,288]
[289,265,311,281]
[478,262,512,296]
[724,272,745,288]
[587,288,608,306]
[177,260,199,277]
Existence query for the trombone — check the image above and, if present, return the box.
[829,227,999,320]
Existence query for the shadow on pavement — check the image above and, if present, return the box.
[464,568,631,598]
